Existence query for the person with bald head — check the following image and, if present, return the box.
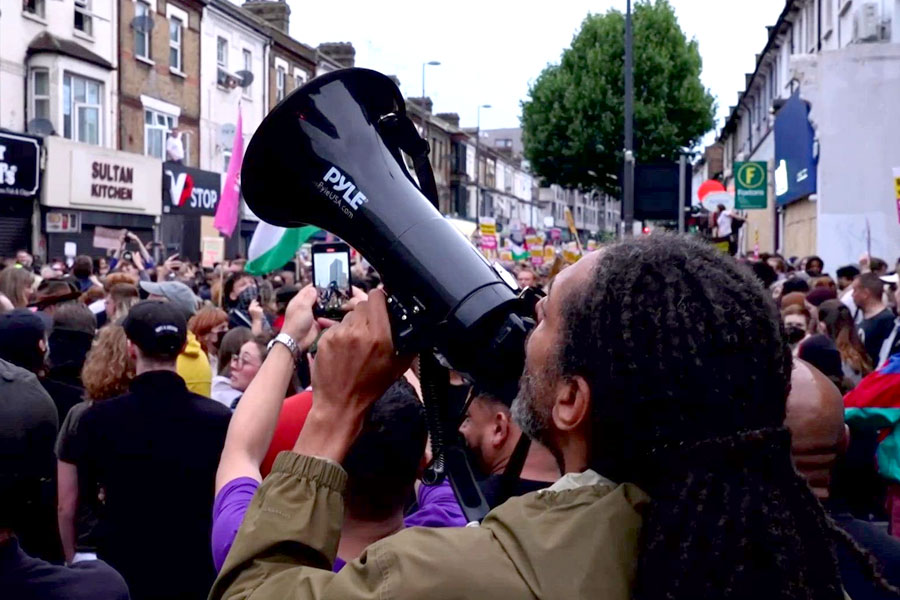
[786,359,900,598]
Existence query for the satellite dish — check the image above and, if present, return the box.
[27,118,55,136]
[218,123,236,148]
[234,70,254,88]
[131,15,155,33]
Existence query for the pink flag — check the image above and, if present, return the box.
[215,105,243,237]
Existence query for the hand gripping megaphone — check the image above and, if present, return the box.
[242,68,537,521]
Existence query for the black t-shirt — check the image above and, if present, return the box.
[68,370,231,600]
[56,401,103,553]
[0,538,129,600]
[859,309,896,364]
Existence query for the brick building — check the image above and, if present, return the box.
[118,0,206,167]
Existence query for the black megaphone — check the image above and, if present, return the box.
[241,68,533,389]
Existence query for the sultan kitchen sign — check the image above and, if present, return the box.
[46,138,161,214]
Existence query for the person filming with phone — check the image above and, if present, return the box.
[210,235,857,600]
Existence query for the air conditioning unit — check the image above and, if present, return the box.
[853,1,881,42]
[217,68,239,89]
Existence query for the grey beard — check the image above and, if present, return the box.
[511,370,553,446]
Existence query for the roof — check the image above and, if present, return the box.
[26,32,113,70]
[717,0,796,140]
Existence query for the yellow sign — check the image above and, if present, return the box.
[564,207,577,235]
[499,249,513,262]
[543,245,555,260]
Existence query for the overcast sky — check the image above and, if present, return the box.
[287,0,786,140]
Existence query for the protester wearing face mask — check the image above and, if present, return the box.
[224,272,268,334]
[188,307,229,375]
[782,304,812,351]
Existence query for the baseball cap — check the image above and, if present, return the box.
[139,280,200,320]
[123,300,187,360]
[881,273,899,285]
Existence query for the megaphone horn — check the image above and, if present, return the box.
[242,67,529,386]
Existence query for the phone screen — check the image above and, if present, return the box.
[312,243,351,317]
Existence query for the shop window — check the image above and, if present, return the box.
[31,68,50,122]
[169,17,183,72]
[75,0,93,35]
[24,0,45,18]
[145,108,176,159]
[134,1,152,60]
[63,73,102,146]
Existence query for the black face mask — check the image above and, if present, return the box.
[786,325,807,344]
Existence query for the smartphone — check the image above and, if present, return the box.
[311,242,352,319]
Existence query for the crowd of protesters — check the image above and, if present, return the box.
[3,234,900,600]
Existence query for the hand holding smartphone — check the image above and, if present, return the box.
[311,242,352,320]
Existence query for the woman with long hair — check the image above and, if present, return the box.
[818,298,873,388]
[188,307,229,375]
[56,325,136,563]
[0,266,34,308]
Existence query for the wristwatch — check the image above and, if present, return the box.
[267,332,299,362]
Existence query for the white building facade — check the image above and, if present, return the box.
[718,0,899,263]
[199,0,269,175]
[0,0,118,146]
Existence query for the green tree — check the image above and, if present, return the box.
[521,0,715,196]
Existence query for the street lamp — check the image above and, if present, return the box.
[421,60,441,99]
[475,104,491,219]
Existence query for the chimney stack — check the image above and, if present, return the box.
[436,112,460,127]
[317,42,356,68]
[242,0,290,33]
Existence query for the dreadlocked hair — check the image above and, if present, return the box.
[556,235,844,600]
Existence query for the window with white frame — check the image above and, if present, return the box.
[134,1,151,60]
[293,69,307,90]
[24,0,45,18]
[63,73,102,145]
[242,49,252,97]
[169,17,183,72]
[222,150,231,173]
[31,68,50,122]
[217,37,228,69]
[144,109,176,159]
[276,67,285,102]
[806,2,816,51]
[75,0,93,35]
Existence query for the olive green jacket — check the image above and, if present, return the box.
[209,452,648,600]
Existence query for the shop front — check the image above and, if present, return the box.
[161,162,224,264]
[41,137,161,260]
[0,132,42,256]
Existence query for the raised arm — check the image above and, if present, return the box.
[215,286,319,493]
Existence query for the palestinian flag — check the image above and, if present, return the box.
[511,244,529,261]
[246,222,320,275]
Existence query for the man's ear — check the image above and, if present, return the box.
[551,375,591,432]
[127,340,138,361]
[493,410,511,448]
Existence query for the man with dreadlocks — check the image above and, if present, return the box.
[211,235,853,600]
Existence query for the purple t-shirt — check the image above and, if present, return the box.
[211,477,466,572]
